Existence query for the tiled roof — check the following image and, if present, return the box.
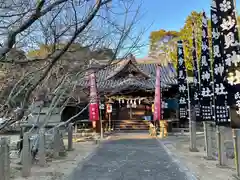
[77,57,177,92]
[106,58,150,80]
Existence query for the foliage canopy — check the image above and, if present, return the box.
[149,11,240,76]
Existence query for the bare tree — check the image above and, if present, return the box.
[0,0,148,130]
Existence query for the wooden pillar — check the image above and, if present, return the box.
[108,113,111,131]
[96,120,101,133]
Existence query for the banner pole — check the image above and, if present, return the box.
[187,77,198,151]
[100,108,103,139]
[233,129,240,177]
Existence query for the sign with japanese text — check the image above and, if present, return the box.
[106,104,112,113]
[99,103,105,110]
[177,40,188,123]
[89,71,99,121]
[89,103,99,121]
[199,12,214,122]
[216,0,240,128]
[211,0,230,126]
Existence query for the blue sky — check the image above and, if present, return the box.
[135,0,240,58]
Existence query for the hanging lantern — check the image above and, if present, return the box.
[121,99,124,103]
[133,100,136,105]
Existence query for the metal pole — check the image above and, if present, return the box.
[108,113,111,131]
[100,109,103,139]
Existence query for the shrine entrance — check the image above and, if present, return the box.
[107,90,154,131]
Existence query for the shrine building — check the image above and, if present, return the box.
[61,55,180,131]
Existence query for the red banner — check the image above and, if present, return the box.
[89,103,99,121]
[88,71,99,121]
[153,65,162,121]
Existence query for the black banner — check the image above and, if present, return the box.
[211,0,230,126]
[177,40,188,124]
[216,0,240,128]
[191,23,201,121]
[199,12,214,121]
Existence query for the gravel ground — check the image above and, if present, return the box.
[161,129,236,180]
[68,133,195,180]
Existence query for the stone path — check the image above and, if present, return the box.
[68,133,194,180]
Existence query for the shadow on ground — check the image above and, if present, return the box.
[68,133,195,180]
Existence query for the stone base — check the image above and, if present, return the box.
[203,156,216,161]
[216,164,229,169]
[59,151,67,157]
[189,148,199,152]
[232,174,240,180]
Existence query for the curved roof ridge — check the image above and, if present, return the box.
[106,55,150,80]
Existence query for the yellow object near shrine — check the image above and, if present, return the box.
[159,120,168,138]
[152,104,154,112]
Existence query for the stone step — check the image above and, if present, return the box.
[115,122,149,125]
[115,124,149,130]
[115,127,149,130]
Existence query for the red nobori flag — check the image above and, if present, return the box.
[89,70,99,121]
[153,65,162,121]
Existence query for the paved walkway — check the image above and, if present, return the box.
[68,133,194,180]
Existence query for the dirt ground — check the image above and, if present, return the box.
[10,140,99,180]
